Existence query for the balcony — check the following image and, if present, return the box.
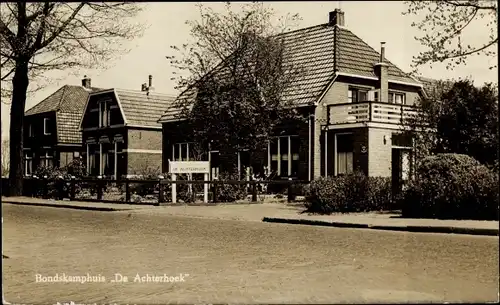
[328,101,419,126]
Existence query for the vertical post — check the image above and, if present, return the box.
[172,145,175,162]
[125,180,130,203]
[288,136,292,176]
[158,179,164,204]
[172,173,177,204]
[251,181,257,202]
[308,115,312,181]
[114,141,118,179]
[287,177,293,203]
[204,173,208,204]
[325,130,328,177]
[97,180,103,201]
[86,143,90,175]
[99,143,103,176]
[43,177,48,199]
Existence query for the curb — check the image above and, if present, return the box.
[2,200,130,212]
[262,217,499,236]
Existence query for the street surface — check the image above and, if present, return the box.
[2,204,499,304]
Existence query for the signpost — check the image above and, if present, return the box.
[169,161,210,204]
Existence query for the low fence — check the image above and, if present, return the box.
[1,177,310,205]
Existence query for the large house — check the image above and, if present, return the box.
[158,9,433,188]
[23,76,100,176]
[79,76,176,178]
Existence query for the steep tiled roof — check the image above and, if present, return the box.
[159,23,422,123]
[25,85,100,116]
[114,89,177,128]
[25,85,102,144]
[56,112,83,144]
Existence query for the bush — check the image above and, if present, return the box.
[399,153,499,220]
[304,171,393,214]
[215,171,247,203]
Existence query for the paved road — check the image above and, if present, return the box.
[2,204,499,304]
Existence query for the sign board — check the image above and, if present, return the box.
[169,161,210,174]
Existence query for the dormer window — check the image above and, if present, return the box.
[99,100,111,127]
[43,118,51,135]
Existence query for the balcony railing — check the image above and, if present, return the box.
[328,101,419,126]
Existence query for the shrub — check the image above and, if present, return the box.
[399,153,499,220]
[214,171,247,203]
[304,171,393,214]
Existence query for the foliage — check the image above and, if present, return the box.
[167,2,304,156]
[304,171,393,214]
[215,171,247,203]
[403,0,497,70]
[65,158,86,178]
[1,2,145,196]
[399,153,499,220]
[403,80,498,168]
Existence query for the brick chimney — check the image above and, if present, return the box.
[329,9,345,26]
[148,74,154,92]
[374,42,389,102]
[81,76,91,89]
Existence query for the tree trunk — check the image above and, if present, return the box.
[8,58,30,196]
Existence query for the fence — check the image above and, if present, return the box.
[1,177,310,205]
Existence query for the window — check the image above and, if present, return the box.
[336,134,353,175]
[43,118,51,135]
[389,92,406,104]
[40,151,54,168]
[172,143,196,161]
[348,88,369,103]
[74,151,80,158]
[98,100,111,127]
[269,135,300,177]
[25,152,33,176]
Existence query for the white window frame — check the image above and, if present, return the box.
[98,100,110,127]
[43,118,51,135]
[40,151,53,168]
[172,142,195,161]
[389,91,406,104]
[334,132,354,176]
[25,152,33,176]
[269,135,299,177]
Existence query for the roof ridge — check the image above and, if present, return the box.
[338,28,418,82]
[56,85,69,112]
[114,88,177,98]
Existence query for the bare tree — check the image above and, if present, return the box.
[0,2,145,195]
[403,0,497,71]
[167,3,304,169]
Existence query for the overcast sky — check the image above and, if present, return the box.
[1,1,497,140]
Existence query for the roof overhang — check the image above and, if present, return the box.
[336,72,423,88]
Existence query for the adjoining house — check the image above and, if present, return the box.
[23,76,101,176]
[158,10,433,188]
[79,76,176,178]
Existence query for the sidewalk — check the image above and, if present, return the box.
[1,196,153,211]
[2,196,498,236]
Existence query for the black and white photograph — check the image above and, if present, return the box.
[1,1,498,304]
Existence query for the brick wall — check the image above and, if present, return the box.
[368,127,392,177]
[127,128,162,150]
[127,152,162,175]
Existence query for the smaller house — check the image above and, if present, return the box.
[80,76,176,178]
[23,76,100,176]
